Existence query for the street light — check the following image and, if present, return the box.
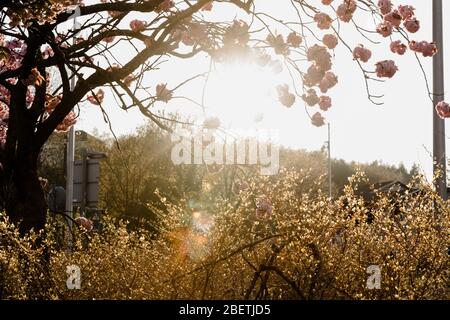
[65,6,81,246]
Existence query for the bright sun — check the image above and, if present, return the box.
[204,61,279,130]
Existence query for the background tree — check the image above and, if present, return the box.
[97,120,199,231]
[33,120,415,231]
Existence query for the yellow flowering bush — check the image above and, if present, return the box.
[0,170,449,300]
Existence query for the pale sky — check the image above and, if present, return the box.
[74,0,450,180]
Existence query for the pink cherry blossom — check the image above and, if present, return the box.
[404,18,420,33]
[375,60,398,78]
[0,86,10,105]
[409,41,438,57]
[314,12,333,30]
[56,111,77,132]
[155,0,175,13]
[277,84,296,108]
[317,57,332,72]
[384,10,402,28]
[409,40,424,52]
[378,0,393,15]
[41,46,54,59]
[174,23,208,49]
[108,10,121,18]
[353,45,372,63]
[435,101,450,119]
[323,34,338,49]
[304,64,325,87]
[0,30,77,142]
[311,112,326,127]
[398,5,415,20]
[376,21,393,37]
[390,40,407,55]
[302,89,319,106]
[421,42,438,57]
[307,44,332,71]
[336,0,357,23]
[224,20,250,47]
[75,216,93,232]
[87,89,105,105]
[287,32,302,48]
[256,196,273,220]
[0,105,8,119]
[322,0,334,4]
[129,19,147,32]
[123,75,136,87]
[0,125,7,144]
[156,83,173,103]
[319,96,332,111]
[0,125,7,148]
[102,35,116,43]
[319,71,338,93]
[266,34,289,55]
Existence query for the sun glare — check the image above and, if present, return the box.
[204,61,279,130]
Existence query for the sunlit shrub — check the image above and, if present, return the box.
[0,170,449,300]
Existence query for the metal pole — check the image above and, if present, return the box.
[65,15,78,245]
[432,0,447,200]
[328,123,332,199]
[81,150,88,213]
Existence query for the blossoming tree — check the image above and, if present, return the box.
[0,0,443,233]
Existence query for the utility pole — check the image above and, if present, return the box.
[65,119,75,230]
[432,0,447,200]
[65,6,80,244]
[327,123,332,199]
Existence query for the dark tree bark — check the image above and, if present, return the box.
[5,149,47,235]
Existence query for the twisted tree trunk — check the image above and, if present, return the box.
[2,71,48,235]
[5,146,47,235]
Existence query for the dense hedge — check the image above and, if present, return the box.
[0,171,449,299]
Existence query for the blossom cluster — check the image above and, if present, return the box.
[0,36,77,149]
[81,0,443,128]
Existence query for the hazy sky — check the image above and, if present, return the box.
[75,0,450,179]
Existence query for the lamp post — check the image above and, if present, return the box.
[65,6,81,246]
[432,0,447,200]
